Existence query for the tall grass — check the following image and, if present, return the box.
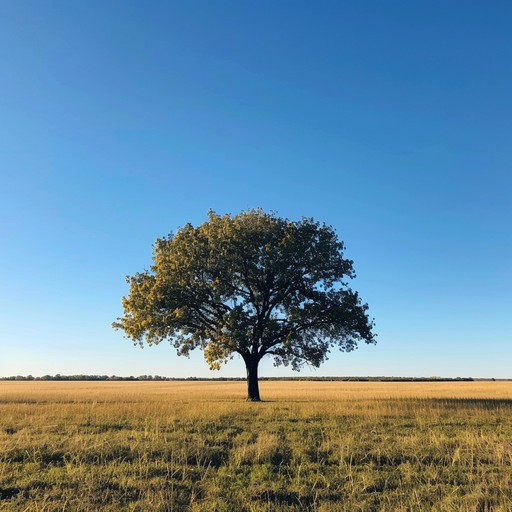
[1,381,511,511]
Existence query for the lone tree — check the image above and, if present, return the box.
[113,210,376,401]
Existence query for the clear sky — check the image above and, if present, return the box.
[1,1,510,379]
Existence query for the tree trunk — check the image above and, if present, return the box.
[245,353,261,401]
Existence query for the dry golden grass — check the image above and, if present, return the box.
[1,381,512,511]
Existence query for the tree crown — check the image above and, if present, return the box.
[113,209,375,371]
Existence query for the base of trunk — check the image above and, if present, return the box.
[245,353,261,402]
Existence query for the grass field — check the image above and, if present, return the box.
[1,381,512,511]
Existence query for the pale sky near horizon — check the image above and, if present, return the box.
[1,1,510,379]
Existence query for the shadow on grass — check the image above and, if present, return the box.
[254,398,512,408]
[429,398,512,409]
[257,490,313,507]
[0,488,21,500]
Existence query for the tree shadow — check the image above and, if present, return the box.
[429,398,512,409]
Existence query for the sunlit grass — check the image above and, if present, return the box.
[1,381,512,510]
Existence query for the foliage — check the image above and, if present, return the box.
[113,210,375,378]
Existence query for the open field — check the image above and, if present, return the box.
[1,381,512,511]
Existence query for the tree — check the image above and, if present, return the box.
[113,209,376,401]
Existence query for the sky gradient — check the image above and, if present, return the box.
[1,1,510,378]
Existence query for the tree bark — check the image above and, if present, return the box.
[245,353,261,401]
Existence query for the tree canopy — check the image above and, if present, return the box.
[113,209,376,400]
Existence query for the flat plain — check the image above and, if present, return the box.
[1,380,511,511]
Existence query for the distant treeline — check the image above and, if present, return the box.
[0,374,490,382]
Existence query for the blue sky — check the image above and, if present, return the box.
[1,1,510,378]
